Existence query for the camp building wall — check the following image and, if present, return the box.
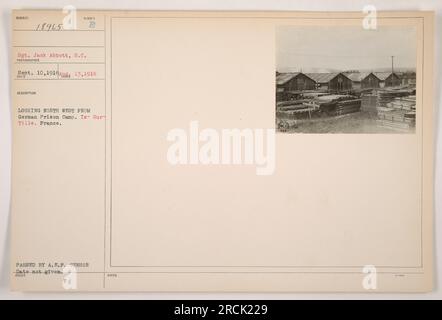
[329,73,352,91]
[361,73,381,89]
[385,73,401,87]
[283,73,316,91]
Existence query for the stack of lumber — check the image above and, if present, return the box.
[304,94,361,116]
[387,96,416,111]
[276,106,317,120]
[376,93,416,131]
[276,99,306,108]
[350,88,374,97]
[276,94,362,120]
[277,101,309,111]
[377,107,416,131]
[376,119,413,131]
[377,109,414,123]
[335,99,362,116]
[376,90,416,131]
[301,92,329,99]
[377,89,413,108]
[361,94,378,113]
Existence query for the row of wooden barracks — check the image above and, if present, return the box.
[276,71,416,100]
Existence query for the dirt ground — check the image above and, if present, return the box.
[278,111,414,134]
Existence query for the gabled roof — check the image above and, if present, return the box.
[276,73,300,85]
[305,73,338,83]
[305,72,350,84]
[374,72,399,81]
[276,72,314,85]
[344,72,370,82]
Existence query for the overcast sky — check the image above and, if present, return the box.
[276,26,417,73]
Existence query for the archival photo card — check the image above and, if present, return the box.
[10,10,433,292]
[276,26,417,134]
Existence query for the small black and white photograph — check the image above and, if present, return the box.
[276,26,417,133]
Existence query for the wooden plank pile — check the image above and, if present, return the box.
[377,89,413,108]
[277,100,309,111]
[387,96,416,111]
[304,94,361,116]
[335,99,362,116]
[276,105,317,120]
[376,92,416,131]
[361,94,378,113]
[276,94,361,120]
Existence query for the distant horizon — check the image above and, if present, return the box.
[277,26,417,72]
[276,67,417,74]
